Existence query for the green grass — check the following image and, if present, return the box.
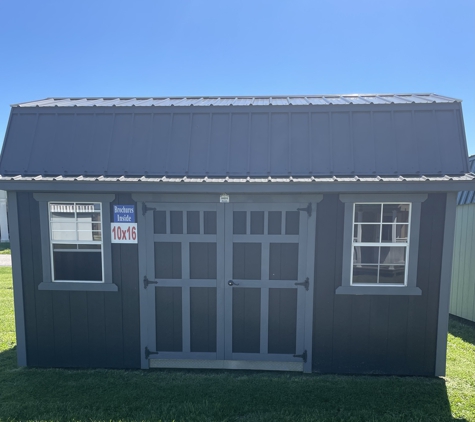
[0,266,474,421]
[0,242,10,254]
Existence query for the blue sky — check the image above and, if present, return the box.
[0,0,473,153]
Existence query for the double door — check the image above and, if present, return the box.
[138,198,316,372]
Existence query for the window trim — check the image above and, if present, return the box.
[337,193,427,296]
[34,193,117,292]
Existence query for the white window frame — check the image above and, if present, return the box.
[49,201,104,283]
[34,193,117,292]
[337,193,427,296]
[351,202,411,287]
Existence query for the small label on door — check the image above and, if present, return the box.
[220,194,230,203]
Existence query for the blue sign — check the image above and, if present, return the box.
[113,205,135,223]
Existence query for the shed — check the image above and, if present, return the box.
[0,94,473,376]
[450,155,475,322]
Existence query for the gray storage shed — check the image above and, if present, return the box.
[0,94,473,376]
[450,155,475,322]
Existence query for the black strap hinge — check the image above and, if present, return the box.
[294,277,309,291]
[142,202,158,216]
[145,346,158,359]
[296,203,312,217]
[143,276,158,289]
[293,350,307,363]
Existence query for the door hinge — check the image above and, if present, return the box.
[296,203,312,217]
[294,277,309,291]
[142,202,158,216]
[145,346,158,359]
[143,276,158,289]
[293,350,307,363]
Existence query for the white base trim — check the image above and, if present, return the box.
[149,359,304,372]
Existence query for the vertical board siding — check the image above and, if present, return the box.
[450,204,475,322]
[20,192,140,368]
[313,193,446,375]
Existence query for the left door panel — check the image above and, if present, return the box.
[141,203,225,365]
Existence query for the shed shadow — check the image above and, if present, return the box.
[449,315,475,346]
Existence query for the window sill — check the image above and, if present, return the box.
[38,282,118,292]
[336,285,422,296]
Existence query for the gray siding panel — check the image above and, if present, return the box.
[1,103,468,177]
[312,193,446,375]
[19,192,141,369]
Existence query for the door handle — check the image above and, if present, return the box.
[228,280,239,286]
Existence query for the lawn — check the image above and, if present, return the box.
[0,267,473,422]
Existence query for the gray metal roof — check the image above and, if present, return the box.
[458,156,475,205]
[12,94,460,108]
[1,93,469,179]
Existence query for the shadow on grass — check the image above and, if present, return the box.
[449,314,475,346]
[0,347,466,422]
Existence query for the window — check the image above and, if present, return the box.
[337,194,427,295]
[34,193,117,291]
[352,203,410,286]
[49,202,103,282]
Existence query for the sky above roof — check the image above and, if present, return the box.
[0,0,473,154]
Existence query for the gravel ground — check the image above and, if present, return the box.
[0,255,11,266]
